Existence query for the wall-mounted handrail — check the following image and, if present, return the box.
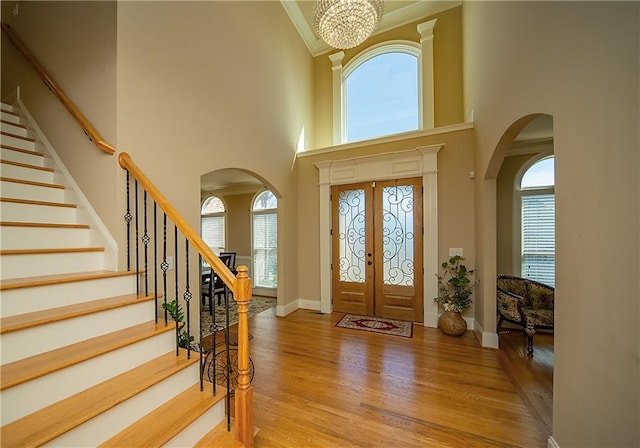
[1,22,115,155]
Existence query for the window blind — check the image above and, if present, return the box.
[522,194,555,286]
[253,213,277,288]
[201,216,225,253]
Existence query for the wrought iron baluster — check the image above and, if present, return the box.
[153,203,158,323]
[174,225,179,356]
[160,213,169,324]
[124,172,132,271]
[225,283,231,431]
[142,191,149,296]
[134,180,140,296]
[184,239,192,360]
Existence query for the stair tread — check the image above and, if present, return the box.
[1,108,20,117]
[0,246,104,255]
[0,119,27,129]
[194,418,251,448]
[0,176,64,189]
[0,197,76,208]
[0,221,89,229]
[0,144,45,157]
[1,320,176,390]
[0,159,52,172]
[99,381,225,447]
[0,350,199,448]
[0,292,157,334]
[0,269,137,290]
[1,130,35,142]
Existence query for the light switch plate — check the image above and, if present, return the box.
[449,248,463,257]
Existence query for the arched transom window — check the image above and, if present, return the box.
[344,47,420,142]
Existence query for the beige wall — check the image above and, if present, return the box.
[464,2,639,446]
[1,1,121,253]
[312,6,464,149]
[117,1,313,317]
[296,128,476,316]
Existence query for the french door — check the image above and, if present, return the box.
[331,178,423,322]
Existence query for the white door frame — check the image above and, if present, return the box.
[315,144,442,326]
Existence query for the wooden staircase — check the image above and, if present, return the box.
[0,101,238,446]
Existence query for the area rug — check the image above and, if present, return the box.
[336,314,413,338]
[201,296,276,337]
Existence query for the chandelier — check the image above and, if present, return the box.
[313,0,384,50]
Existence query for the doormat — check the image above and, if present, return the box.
[336,314,413,338]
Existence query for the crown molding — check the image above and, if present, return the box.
[280,0,462,57]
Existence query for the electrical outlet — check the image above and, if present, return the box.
[449,248,463,257]
[166,256,173,271]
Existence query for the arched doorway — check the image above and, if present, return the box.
[487,113,555,437]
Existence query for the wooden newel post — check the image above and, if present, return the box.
[234,266,254,447]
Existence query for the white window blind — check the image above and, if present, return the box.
[253,213,277,288]
[201,216,225,253]
[522,193,555,286]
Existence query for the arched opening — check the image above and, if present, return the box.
[489,113,555,436]
[199,168,280,336]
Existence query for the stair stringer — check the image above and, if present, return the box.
[14,87,118,271]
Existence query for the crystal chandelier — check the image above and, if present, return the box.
[313,0,384,50]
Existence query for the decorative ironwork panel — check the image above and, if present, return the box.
[338,189,366,283]
[382,185,414,286]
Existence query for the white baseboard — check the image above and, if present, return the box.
[473,319,499,348]
[276,298,321,317]
[424,312,439,328]
[298,299,321,311]
[548,436,559,448]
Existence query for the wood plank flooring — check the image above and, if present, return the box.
[213,308,552,448]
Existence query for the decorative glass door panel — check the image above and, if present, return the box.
[381,185,415,287]
[332,178,423,322]
[337,189,366,283]
[332,183,374,316]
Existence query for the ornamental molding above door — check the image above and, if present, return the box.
[315,144,442,327]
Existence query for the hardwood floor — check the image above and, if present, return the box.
[226,308,551,448]
[497,327,554,437]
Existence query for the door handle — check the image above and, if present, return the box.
[368,261,372,265]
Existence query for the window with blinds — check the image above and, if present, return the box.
[522,194,555,286]
[201,196,226,254]
[519,155,555,287]
[252,191,277,289]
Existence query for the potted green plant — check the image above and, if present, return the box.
[434,255,478,336]
[162,299,194,349]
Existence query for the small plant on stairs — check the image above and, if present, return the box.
[162,299,194,349]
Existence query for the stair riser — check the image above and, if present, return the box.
[1,121,33,138]
[0,111,23,125]
[1,163,54,184]
[0,226,90,250]
[0,180,64,203]
[47,365,200,447]
[165,402,226,448]
[0,148,46,166]
[1,301,155,364]
[0,134,35,151]
[1,250,103,280]
[0,201,77,224]
[0,275,138,317]
[0,331,177,425]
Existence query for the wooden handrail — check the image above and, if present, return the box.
[1,22,115,155]
[118,153,237,289]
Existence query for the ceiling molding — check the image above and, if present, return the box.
[280,0,462,57]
